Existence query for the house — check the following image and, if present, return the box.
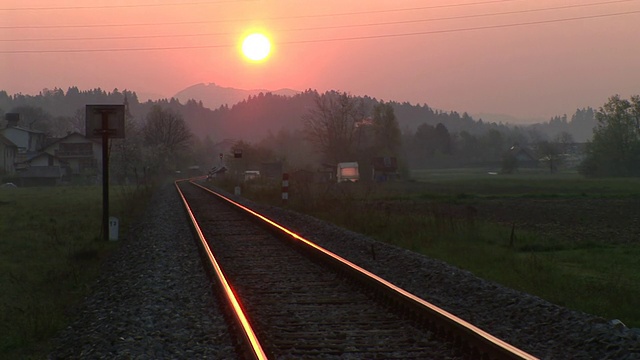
[509,144,538,168]
[372,157,398,182]
[1,113,46,164]
[40,132,102,177]
[0,134,17,176]
[1,113,103,185]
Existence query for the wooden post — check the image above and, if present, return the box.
[281,173,289,205]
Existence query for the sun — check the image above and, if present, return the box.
[241,33,271,62]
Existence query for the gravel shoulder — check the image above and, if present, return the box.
[48,184,236,359]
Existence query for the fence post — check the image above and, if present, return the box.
[281,173,289,205]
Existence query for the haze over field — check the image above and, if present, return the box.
[2,0,640,122]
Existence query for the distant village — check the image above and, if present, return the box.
[1,113,103,186]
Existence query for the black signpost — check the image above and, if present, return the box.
[86,105,125,241]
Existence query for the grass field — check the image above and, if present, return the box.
[0,184,152,359]
[232,168,640,327]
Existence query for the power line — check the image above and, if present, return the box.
[289,0,639,32]
[1,9,638,54]
[0,0,526,29]
[0,0,256,11]
[2,0,634,42]
[280,9,640,45]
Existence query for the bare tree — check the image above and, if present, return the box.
[141,105,193,171]
[303,91,365,164]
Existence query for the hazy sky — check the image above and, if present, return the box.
[2,0,639,122]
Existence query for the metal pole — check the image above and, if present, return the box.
[101,111,109,242]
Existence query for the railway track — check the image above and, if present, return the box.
[176,180,538,359]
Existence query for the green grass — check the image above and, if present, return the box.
[409,168,640,199]
[0,184,153,359]
[221,169,640,328]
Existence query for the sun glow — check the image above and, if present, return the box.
[241,33,271,62]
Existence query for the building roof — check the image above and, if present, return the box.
[2,125,44,134]
[338,162,359,168]
[41,131,100,150]
[21,151,67,165]
[0,133,17,147]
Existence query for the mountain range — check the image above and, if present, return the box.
[173,83,299,110]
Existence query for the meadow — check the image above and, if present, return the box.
[0,184,152,359]
[233,168,640,328]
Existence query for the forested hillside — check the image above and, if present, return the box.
[0,87,595,143]
[0,87,599,173]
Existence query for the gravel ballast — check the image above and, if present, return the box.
[49,183,640,359]
[48,184,236,359]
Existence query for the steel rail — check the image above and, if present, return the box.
[174,180,268,360]
[189,180,539,360]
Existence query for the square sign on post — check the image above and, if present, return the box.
[85,104,125,242]
[85,104,125,138]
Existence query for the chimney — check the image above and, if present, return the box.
[5,113,20,127]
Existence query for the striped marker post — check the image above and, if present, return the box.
[281,173,289,205]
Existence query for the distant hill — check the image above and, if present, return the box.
[173,83,300,110]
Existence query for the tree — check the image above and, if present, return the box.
[434,123,452,155]
[141,105,193,171]
[580,95,640,177]
[111,114,144,184]
[303,91,365,163]
[371,102,401,156]
[537,141,561,173]
[9,105,52,133]
[480,129,505,160]
[259,129,318,169]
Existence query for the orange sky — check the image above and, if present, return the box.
[2,0,640,122]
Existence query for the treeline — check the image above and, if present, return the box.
[0,87,596,142]
[0,88,217,138]
[0,87,598,173]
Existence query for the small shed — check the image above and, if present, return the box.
[372,157,398,182]
[316,163,337,183]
